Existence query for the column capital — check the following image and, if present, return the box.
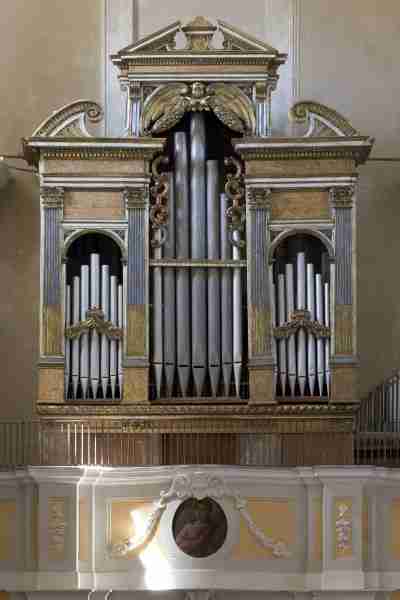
[247,187,272,210]
[124,187,147,209]
[40,186,64,208]
[330,186,355,209]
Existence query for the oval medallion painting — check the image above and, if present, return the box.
[172,497,228,558]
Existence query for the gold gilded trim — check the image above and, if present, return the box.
[127,305,146,356]
[335,305,353,354]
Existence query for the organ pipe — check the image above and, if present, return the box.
[190,112,207,395]
[66,252,122,400]
[275,250,330,397]
[163,172,176,396]
[220,192,233,396]
[174,131,191,396]
[207,160,221,396]
[232,231,243,397]
[152,233,163,398]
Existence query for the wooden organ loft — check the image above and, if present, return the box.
[22,17,374,467]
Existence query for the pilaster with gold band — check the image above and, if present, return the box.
[246,187,275,403]
[330,186,358,403]
[41,186,64,357]
[124,186,150,402]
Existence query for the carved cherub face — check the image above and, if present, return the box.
[191,82,206,99]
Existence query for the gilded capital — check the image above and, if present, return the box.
[330,186,355,209]
[124,187,147,209]
[41,186,64,209]
[247,187,272,210]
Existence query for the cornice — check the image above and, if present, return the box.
[233,136,373,166]
[23,137,166,166]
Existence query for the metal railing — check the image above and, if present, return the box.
[0,420,355,469]
[356,371,400,432]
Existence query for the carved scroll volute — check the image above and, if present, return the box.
[150,156,169,247]
[225,156,246,248]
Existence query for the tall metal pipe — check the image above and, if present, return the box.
[220,193,233,396]
[163,172,176,397]
[233,232,243,397]
[101,265,110,398]
[307,263,316,395]
[285,263,296,395]
[80,265,89,399]
[152,233,163,398]
[118,283,124,396]
[190,112,207,396]
[65,285,71,397]
[174,131,191,396]
[278,273,287,393]
[110,275,118,399]
[72,276,80,398]
[90,253,100,398]
[296,252,306,396]
[324,281,330,395]
[315,273,325,396]
[207,160,221,396]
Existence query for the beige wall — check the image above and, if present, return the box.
[0,1,399,416]
[0,1,103,418]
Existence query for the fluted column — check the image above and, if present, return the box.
[124,187,149,402]
[330,186,358,403]
[38,187,65,404]
[247,187,275,403]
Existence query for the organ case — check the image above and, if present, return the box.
[23,18,373,412]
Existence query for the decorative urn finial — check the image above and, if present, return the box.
[181,16,217,51]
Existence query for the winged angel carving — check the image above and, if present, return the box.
[141,82,255,136]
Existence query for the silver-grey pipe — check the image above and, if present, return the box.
[152,231,163,399]
[285,263,296,395]
[101,265,110,398]
[163,172,176,397]
[174,131,191,396]
[307,263,316,395]
[233,231,243,397]
[72,276,80,398]
[207,160,221,396]
[190,112,207,396]
[90,253,100,399]
[65,285,71,397]
[220,192,233,396]
[278,273,287,393]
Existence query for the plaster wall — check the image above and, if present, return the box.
[0,1,400,416]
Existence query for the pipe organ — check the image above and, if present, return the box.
[23,17,373,420]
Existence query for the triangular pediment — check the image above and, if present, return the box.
[113,17,281,57]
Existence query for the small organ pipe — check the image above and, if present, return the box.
[324,281,330,395]
[101,265,110,398]
[90,254,100,398]
[80,265,89,399]
[296,252,306,395]
[315,273,325,395]
[307,263,316,395]
[190,112,207,395]
[163,172,176,396]
[72,276,80,398]
[207,160,221,396]
[174,131,191,395]
[110,275,118,399]
[278,273,287,393]
[233,231,243,397]
[65,285,71,396]
[285,263,296,395]
[220,193,233,396]
[118,284,123,394]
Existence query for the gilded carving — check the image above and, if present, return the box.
[48,497,67,559]
[124,187,147,209]
[141,82,255,136]
[334,498,352,558]
[247,187,272,210]
[42,304,62,355]
[225,156,246,247]
[181,16,217,51]
[150,155,169,247]
[126,305,146,357]
[31,100,103,138]
[250,307,272,356]
[274,309,331,340]
[335,304,353,354]
[65,308,123,341]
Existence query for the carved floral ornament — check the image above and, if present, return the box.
[274,309,331,340]
[108,472,291,558]
[65,308,123,341]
